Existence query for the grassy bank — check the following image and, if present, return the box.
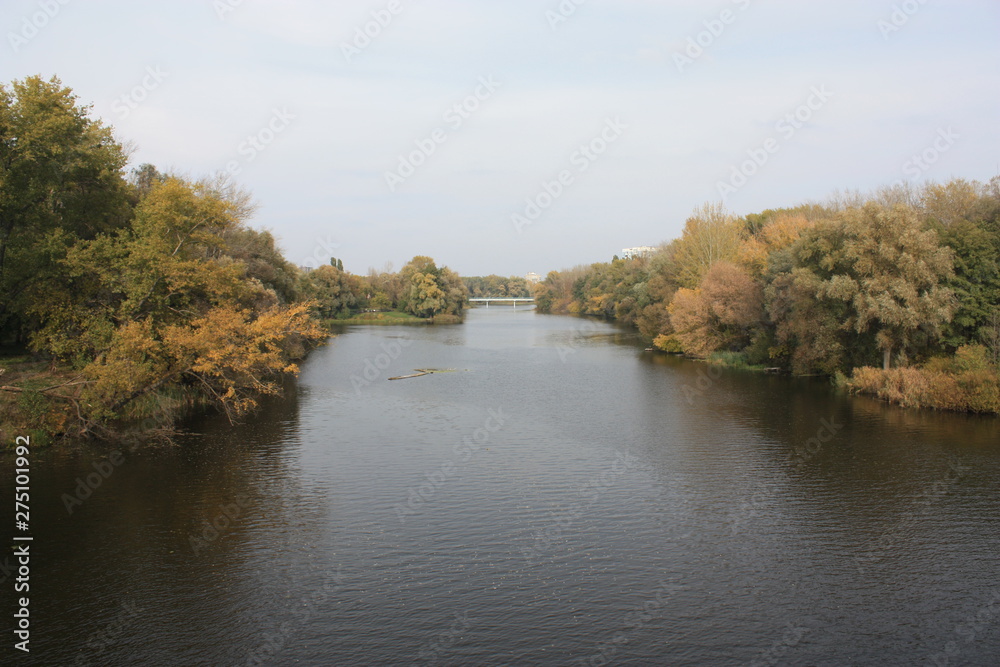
[333,311,431,325]
[705,351,770,372]
[332,311,463,325]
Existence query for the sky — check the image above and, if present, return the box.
[3,0,999,277]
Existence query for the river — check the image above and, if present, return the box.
[5,307,1000,665]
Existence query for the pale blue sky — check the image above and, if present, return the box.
[4,0,998,276]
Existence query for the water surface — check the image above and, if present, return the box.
[4,307,999,665]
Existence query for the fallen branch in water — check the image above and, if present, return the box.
[387,368,461,381]
[388,371,430,381]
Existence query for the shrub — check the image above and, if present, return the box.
[848,348,999,414]
[707,350,765,371]
[652,334,683,353]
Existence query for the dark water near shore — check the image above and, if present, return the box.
[4,307,1000,665]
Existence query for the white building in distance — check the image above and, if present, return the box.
[524,272,542,284]
[620,246,657,260]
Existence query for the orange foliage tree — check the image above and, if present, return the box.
[668,261,763,357]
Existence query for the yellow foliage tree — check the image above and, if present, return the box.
[670,203,743,288]
[28,177,328,433]
[737,214,814,276]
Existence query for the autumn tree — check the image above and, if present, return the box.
[767,266,857,375]
[28,177,326,428]
[131,163,166,199]
[777,204,955,370]
[737,213,815,276]
[668,261,763,357]
[669,203,743,288]
[921,179,989,228]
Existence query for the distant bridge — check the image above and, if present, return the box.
[468,297,535,308]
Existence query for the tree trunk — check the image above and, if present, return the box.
[883,346,892,370]
[0,225,10,284]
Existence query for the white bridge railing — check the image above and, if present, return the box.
[468,298,535,308]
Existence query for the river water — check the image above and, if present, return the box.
[4,307,1000,666]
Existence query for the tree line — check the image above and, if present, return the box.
[534,181,1000,413]
[301,255,466,322]
[0,75,465,442]
[463,275,532,299]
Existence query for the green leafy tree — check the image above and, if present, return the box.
[299,264,360,319]
[399,256,465,318]
[937,219,1000,348]
[0,75,131,341]
[407,272,446,318]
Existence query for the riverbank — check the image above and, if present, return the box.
[0,355,77,445]
[0,353,212,447]
[846,346,1000,414]
[694,344,1000,415]
[331,311,463,325]
[0,338,315,447]
[646,326,999,415]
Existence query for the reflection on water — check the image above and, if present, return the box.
[4,307,999,666]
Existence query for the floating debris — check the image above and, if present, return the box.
[388,368,462,381]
